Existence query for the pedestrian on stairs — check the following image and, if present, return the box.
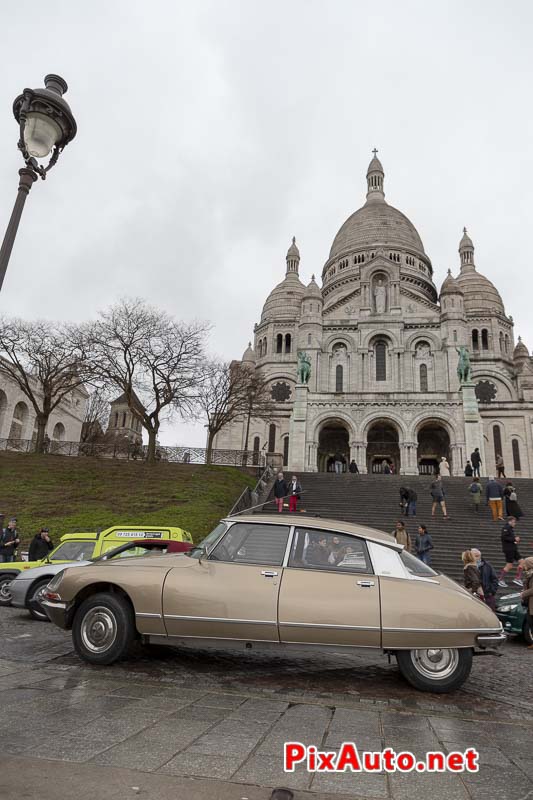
[485,476,504,521]
[334,452,344,474]
[471,448,482,478]
[498,517,523,587]
[462,550,484,598]
[415,524,434,565]
[496,454,506,479]
[519,557,533,649]
[349,460,359,474]
[392,520,411,552]
[469,477,482,513]
[430,476,448,519]
[503,482,523,519]
[288,475,302,513]
[471,548,498,611]
[439,457,450,477]
[273,472,288,513]
[464,461,473,477]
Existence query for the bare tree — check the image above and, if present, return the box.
[198,360,275,463]
[242,371,276,453]
[81,388,111,443]
[85,299,206,463]
[0,318,90,453]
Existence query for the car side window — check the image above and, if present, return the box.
[289,528,371,574]
[209,523,290,566]
[50,541,96,561]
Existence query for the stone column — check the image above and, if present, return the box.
[353,440,367,473]
[288,384,309,472]
[450,443,463,476]
[307,440,318,472]
[460,381,487,476]
[400,442,418,475]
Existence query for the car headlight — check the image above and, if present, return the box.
[46,570,66,592]
[498,604,518,613]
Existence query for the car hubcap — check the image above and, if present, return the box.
[410,648,459,680]
[80,607,117,653]
[0,581,12,602]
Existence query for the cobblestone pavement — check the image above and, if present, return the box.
[1,606,532,799]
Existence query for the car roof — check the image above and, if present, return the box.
[223,514,401,550]
[59,533,98,542]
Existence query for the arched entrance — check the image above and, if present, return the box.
[318,421,350,472]
[417,422,451,475]
[366,420,400,473]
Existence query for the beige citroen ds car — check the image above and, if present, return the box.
[42,515,505,692]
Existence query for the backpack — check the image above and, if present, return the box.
[509,491,517,502]
[470,483,481,494]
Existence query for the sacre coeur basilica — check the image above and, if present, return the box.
[213,153,533,477]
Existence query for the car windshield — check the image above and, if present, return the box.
[187,523,226,559]
[50,541,96,562]
[400,550,438,577]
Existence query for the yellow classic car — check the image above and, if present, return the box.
[0,525,192,608]
[42,515,505,692]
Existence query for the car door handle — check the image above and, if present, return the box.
[261,570,278,578]
[357,580,375,587]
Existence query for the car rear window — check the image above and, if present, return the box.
[289,528,371,574]
[400,550,438,577]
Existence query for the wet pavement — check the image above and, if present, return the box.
[1,606,532,799]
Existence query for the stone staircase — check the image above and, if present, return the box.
[263,474,533,582]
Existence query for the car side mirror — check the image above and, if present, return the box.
[198,547,208,564]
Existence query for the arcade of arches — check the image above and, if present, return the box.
[316,418,453,474]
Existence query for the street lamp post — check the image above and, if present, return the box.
[0,74,77,292]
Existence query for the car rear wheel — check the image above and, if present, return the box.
[27,578,52,621]
[396,647,473,693]
[523,617,533,646]
[0,575,14,606]
[72,592,136,665]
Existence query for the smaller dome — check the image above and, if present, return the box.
[513,336,529,361]
[367,154,384,176]
[287,236,300,259]
[304,274,322,299]
[242,342,255,363]
[459,227,474,251]
[261,273,306,322]
[440,269,463,296]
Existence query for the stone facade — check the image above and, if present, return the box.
[0,366,88,444]
[214,154,533,477]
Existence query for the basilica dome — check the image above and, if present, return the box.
[261,238,305,322]
[329,155,426,260]
[329,202,426,260]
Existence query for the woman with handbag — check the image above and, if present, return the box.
[462,550,484,599]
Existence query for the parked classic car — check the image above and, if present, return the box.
[42,515,505,692]
[0,524,192,606]
[9,539,194,621]
[496,591,533,645]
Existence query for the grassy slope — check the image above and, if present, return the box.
[0,453,255,546]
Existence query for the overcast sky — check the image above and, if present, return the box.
[1,1,532,445]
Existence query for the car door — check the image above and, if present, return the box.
[278,527,381,648]
[162,522,290,642]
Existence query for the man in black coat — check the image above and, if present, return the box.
[28,528,54,561]
[0,519,20,563]
[498,517,522,588]
[470,448,482,478]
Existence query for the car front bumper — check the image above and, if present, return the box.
[476,630,507,649]
[9,579,32,609]
[41,598,70,629]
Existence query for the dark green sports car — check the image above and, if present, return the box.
[496,592,532,645]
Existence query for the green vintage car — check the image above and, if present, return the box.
[495,592,532,645]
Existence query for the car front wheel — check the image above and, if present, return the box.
[396,648,473,693]
[28,578,53,621]
[0,575,14,606]
[72,592,136,665]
